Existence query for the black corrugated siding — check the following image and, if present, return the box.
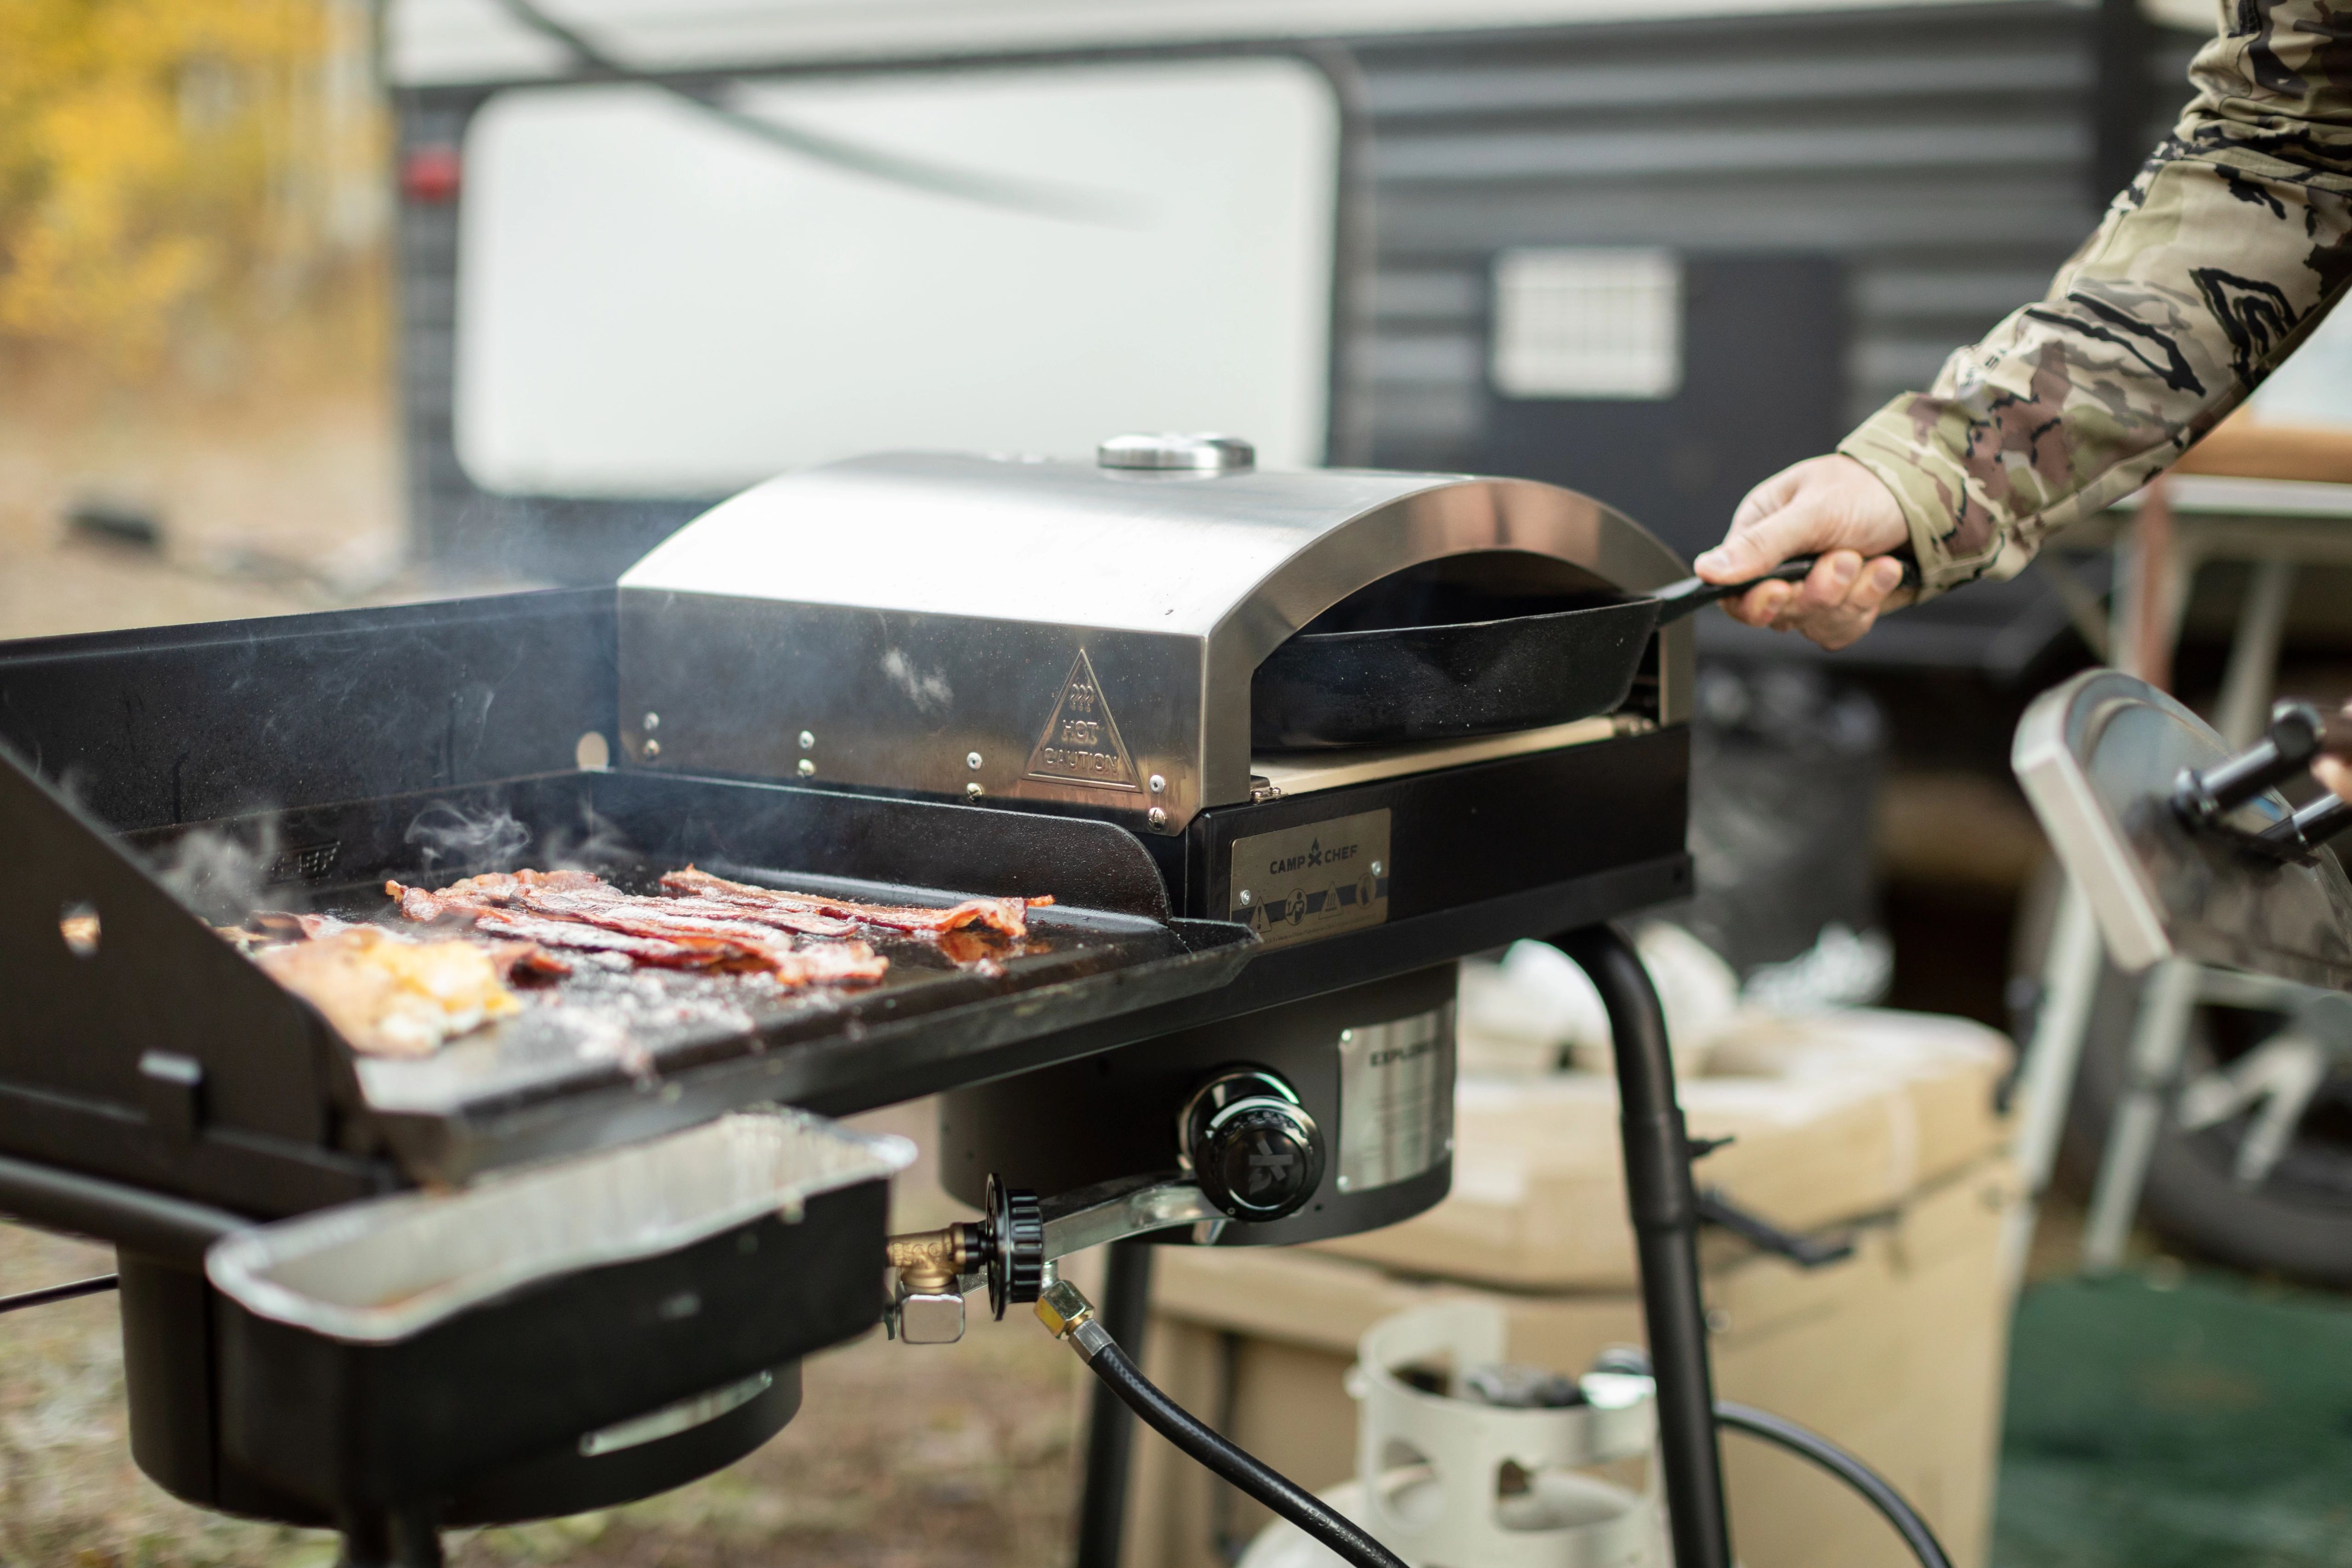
[1344,3,2197,472]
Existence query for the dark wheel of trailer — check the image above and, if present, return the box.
[2014,868,2352,1286]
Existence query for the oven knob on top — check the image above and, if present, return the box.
[1179,1068,1323,1222]
[1097,432,1255,473]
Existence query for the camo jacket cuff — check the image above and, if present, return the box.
[1836,406,2009,602]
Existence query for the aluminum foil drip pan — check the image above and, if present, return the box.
[203,1108,912,1513]
[209,1108,912,1342]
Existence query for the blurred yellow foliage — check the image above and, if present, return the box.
[0,0,383,374]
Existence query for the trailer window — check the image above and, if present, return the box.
[452,58,1338,497]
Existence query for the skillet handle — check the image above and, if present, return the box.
[1648,551,1921,626]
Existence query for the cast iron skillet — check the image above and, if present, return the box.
[1250,555,1831,752]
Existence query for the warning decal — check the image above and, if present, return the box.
[1227,809,1391,951]
[1025,648,1142,792]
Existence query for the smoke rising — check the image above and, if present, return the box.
[543,800,633,872]
[152,819,282,925]
[404,801,532,871]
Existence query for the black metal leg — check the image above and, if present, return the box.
[1074,1237,1156,1568]
[1555,925,1733,1568]
[335,1507,442,1568]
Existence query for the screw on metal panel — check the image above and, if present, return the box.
[799,730,815,750]
[967,782,984,798]
[1370,860,1384,877]
[1336,1175,1352,1192]
[642,739,662,760]
[642,712,660,732]
[797,758,815,777]
[1147,807,1169,832]
[1339,1029,1353,1042]
[1148,774,1165,793]
[1238,889,1252,906]
[967,752,984,770]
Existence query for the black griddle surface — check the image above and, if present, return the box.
[124,773,1254,1183]
[312,855,1210,1117]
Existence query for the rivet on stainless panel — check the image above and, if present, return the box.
[1096,432,1255,473]
[1238,889,1253,907]
[798,730,815,750]
[797,758,814,777]
[967,752,984,770]
[642,711,660,732]
[1147,807,1169,832]
[642,739,662,761]
[1148,774,1165,794]
[967,783,984,798]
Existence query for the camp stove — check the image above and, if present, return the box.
[0,436,1741,1567]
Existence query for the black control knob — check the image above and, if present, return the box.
[982,1172,1044,1320]
[1180,1070,1324,1222]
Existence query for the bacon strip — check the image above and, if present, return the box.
[390,869,602,923]
[660,866,1051,940]
[485,940,573,982]
[464,907,749,970]
[384,872,888,985]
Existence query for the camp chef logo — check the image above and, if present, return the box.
[1267,838,1359,877]
[1026,648,1142,791]
[1245,1134,1296,1197]
[1228,809,1391,951]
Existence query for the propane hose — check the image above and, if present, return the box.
[1035,1275,1409,1568]
[1036,1270,1951,1568]
[1716,1401,1951,1568]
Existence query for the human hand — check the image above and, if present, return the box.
[1695,454,1913,651]
[2318,756,2352,804]
[2318,703,2352,803]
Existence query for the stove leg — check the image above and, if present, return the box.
[336,1507,443,1568]
[1072,1237,1155,1568]
[1555,925,1733,1568]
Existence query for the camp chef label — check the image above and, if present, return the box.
[1336,1002,1454,1194]
[1227,809,1390,951]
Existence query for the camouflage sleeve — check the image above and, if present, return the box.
[1837,0,2352,599]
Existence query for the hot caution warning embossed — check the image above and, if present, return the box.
[1026,648,1141,791]
[1227,810,1391,950]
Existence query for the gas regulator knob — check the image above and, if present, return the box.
[1181,1070,1324,1222]
[981,1172,1044,1320]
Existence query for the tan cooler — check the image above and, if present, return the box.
[1123,1008,2018,1568]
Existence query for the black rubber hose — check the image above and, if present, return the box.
[1083,1339,1408,1568]
[0,1274,117,1315]
[1716,1401,1952,1568]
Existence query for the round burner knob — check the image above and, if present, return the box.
[983,1172,1044,1320]
[1097,432,1255,472]
[1180,1070,1323,1222]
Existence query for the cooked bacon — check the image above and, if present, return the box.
[511,887,805,968]
[384,872,888,986]
[465,907,746,970]
[486,940,572,982]
[386,869,600,923]
[655,894,857,939]
[660,866,1051,940]
[769,939,888,987]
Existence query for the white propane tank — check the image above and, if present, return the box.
[1238,1300,1666,1568]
